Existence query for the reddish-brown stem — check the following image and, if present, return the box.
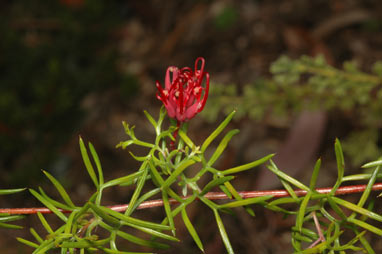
[169,121,181,150]
[308,211,325,249]
[1,183,382,215]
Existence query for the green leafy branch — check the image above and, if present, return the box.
[1,107,382,253]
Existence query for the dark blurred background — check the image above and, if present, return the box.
[0,0,381,253]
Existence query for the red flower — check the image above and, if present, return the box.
[156,57,210,122]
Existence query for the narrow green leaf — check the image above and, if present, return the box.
[33,239,56,254]
[102,171,143,189]
[116,230,169,249]
[89,142,104,186]
[133,139,155,148]
[360,200,375,222]
[327,196,347,220]
[266,202,297,214]
[343,173,382,182]
[174,135,185,164]
[148,160,183,203]
[100,221,169,249]
[201,176,235,196]
[38,187,73,211]
[162,191,175,235]
[291,226,318,240]
[148,159,165,186]
[201,110,236,153]
[220,195,273,208]
[128,151,149,162]
[182,207,204,252]
[60,237,110,248]
[144,110,158,132]
[42,170,75,208]
[292,232,313,243]
[84,219,99,238]
[0,188,25,195]
[268,197,299,206]
[88,203,120,228]
[109,231,118,251]
[98,206,171,231]
[267,160,310,191]
[151,152,170,174]
[178,129,196,149]
[219,184,233,199]
[296,192,312,232]
[280,179,298,200]
[159,195,196,231]
[79,137,99,188]
[132,188,161,211]
[17,237,39,248]
[73,201,92,223]
[61,247,68,254]
[291,232,302,251]
[162,158,196,188]
[207,129,239,167]
[64,210,77,235]
[157,105,167,128]
[116,140,134,149]
[157,128,176,145]
[222,154,274,175]
[125,166,149,216]
[29,189,67,222]
[332,230,366,251]
[224,181,255,216]
[182,182,188,196]
[355,228,376,254]
[355,164,381,212]
[0,214,24,223]
[332,196,382,222]
[213,209,234,254]
[30,228,43,243]
[362,159,382,168]
[123,221,179,242]
[165,149,181,165]
[0,222,23,229]
[199,195,220,210]
[330,138,345,195]
[320,207,337,222]
[348,217,382,235]
[36,212,53,234]
[309,159,321,190]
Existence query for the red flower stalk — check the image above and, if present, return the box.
[156,57,210,123]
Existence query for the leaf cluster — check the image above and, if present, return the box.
[264,139,382,253]
[0,188,26,229]
[115,107,274,253]
[2,105,382,253]
[17,107,273,253]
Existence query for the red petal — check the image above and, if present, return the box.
[198,72,209,112]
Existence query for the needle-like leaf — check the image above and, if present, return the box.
[181,207,204,252]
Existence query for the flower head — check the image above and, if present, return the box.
[156,57,209,122]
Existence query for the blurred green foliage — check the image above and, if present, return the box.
[204,55,382,166]
[214,5,238,30]
[0,1,137,184]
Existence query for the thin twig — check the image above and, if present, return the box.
[1,183,382,215]
[308,211,325,249]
